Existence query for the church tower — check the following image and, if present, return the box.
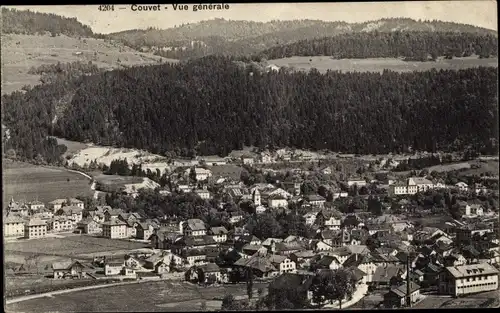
[252,189,261,206]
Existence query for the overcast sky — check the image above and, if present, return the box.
[5,1,498,34]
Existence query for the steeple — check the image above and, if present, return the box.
[252,189,261,206]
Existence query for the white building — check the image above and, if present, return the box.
[388,177,435,196]
[268,195,288,209]
[185,167,212,181]
[347,179,367,187]
[439,263,499,297]
[4,216,25,237]
[464,204,485,217]
[102,219,128,239]
[25,218,47,239]
[455,182,469,192]
[194,189,211,200]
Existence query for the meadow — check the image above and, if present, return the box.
[2,161,94,207]
[269,56,498,73]
[1,34,178,94]
[4,235,149,258]
[5,280,268,312]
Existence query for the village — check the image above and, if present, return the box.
[4,150,500,310]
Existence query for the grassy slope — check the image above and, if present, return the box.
[1,33,178,94]
[2,160,93,207]
[268,56,499,73]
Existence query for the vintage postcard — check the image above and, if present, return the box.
[2,2,499,312]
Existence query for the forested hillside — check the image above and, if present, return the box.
[1,8,98,38]
[109,18,497,60]
[3,56,495,163]
[257,31,498,60]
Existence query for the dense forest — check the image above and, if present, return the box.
[1,8,98,38]
[0,57,478,157]
[2,56,498,163]
[256,31,498,60]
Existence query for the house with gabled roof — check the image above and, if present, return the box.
[104,208,124,221]
[136,222,155,240]
[233,255,278,278]
[370,265,407,288]
[267,254,296,274]
[52,261,86,279]
[304,194,326,207]
[181,219,206,237]
[55,206,83,223]
[268,194,288,208]
[311,240,334,253]
[76,217,101,234]
[312,255,342,271]
[208,226,228,243]
[384,282,421,308]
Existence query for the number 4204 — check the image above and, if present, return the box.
[98,5,115,11]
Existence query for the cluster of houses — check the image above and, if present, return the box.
[388,178,488,196]
[44,208,498,306]
[4,154,498,308]
[3,197,160,241]
[4,197,85,239]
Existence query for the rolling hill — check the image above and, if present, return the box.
[1,34,178,95]
[1,8,178,95]
[107,18,498,59]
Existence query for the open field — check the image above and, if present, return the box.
[5,280,269,312]
[94,174,160,193]
[2,160,93,207]
[425,160,498,174]
[4,235,149,259]
[209,165,245,180]
[269,56,498,73]
[67,145,169,170]
[53,137,89,157]
[1,34,179,95]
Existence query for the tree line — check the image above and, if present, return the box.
[256,31,498,60]
[2,8,98,38]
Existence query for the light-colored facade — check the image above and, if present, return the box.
[195,190,211,200]
[465,204,484,217]
[348,179,367,187]
[49,217,75,232]
[388,177,435,196]
[269,197,288,208]
[439,263,499,297]
[4,217,25,237]
[25,219,47,239]
[102,220,128,239]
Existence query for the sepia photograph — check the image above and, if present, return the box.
[1,1,499,312]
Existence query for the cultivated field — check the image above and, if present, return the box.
[269,56,498,73]
[1,34,178,94]
[2,160,93,207]
[6,280,269,312]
